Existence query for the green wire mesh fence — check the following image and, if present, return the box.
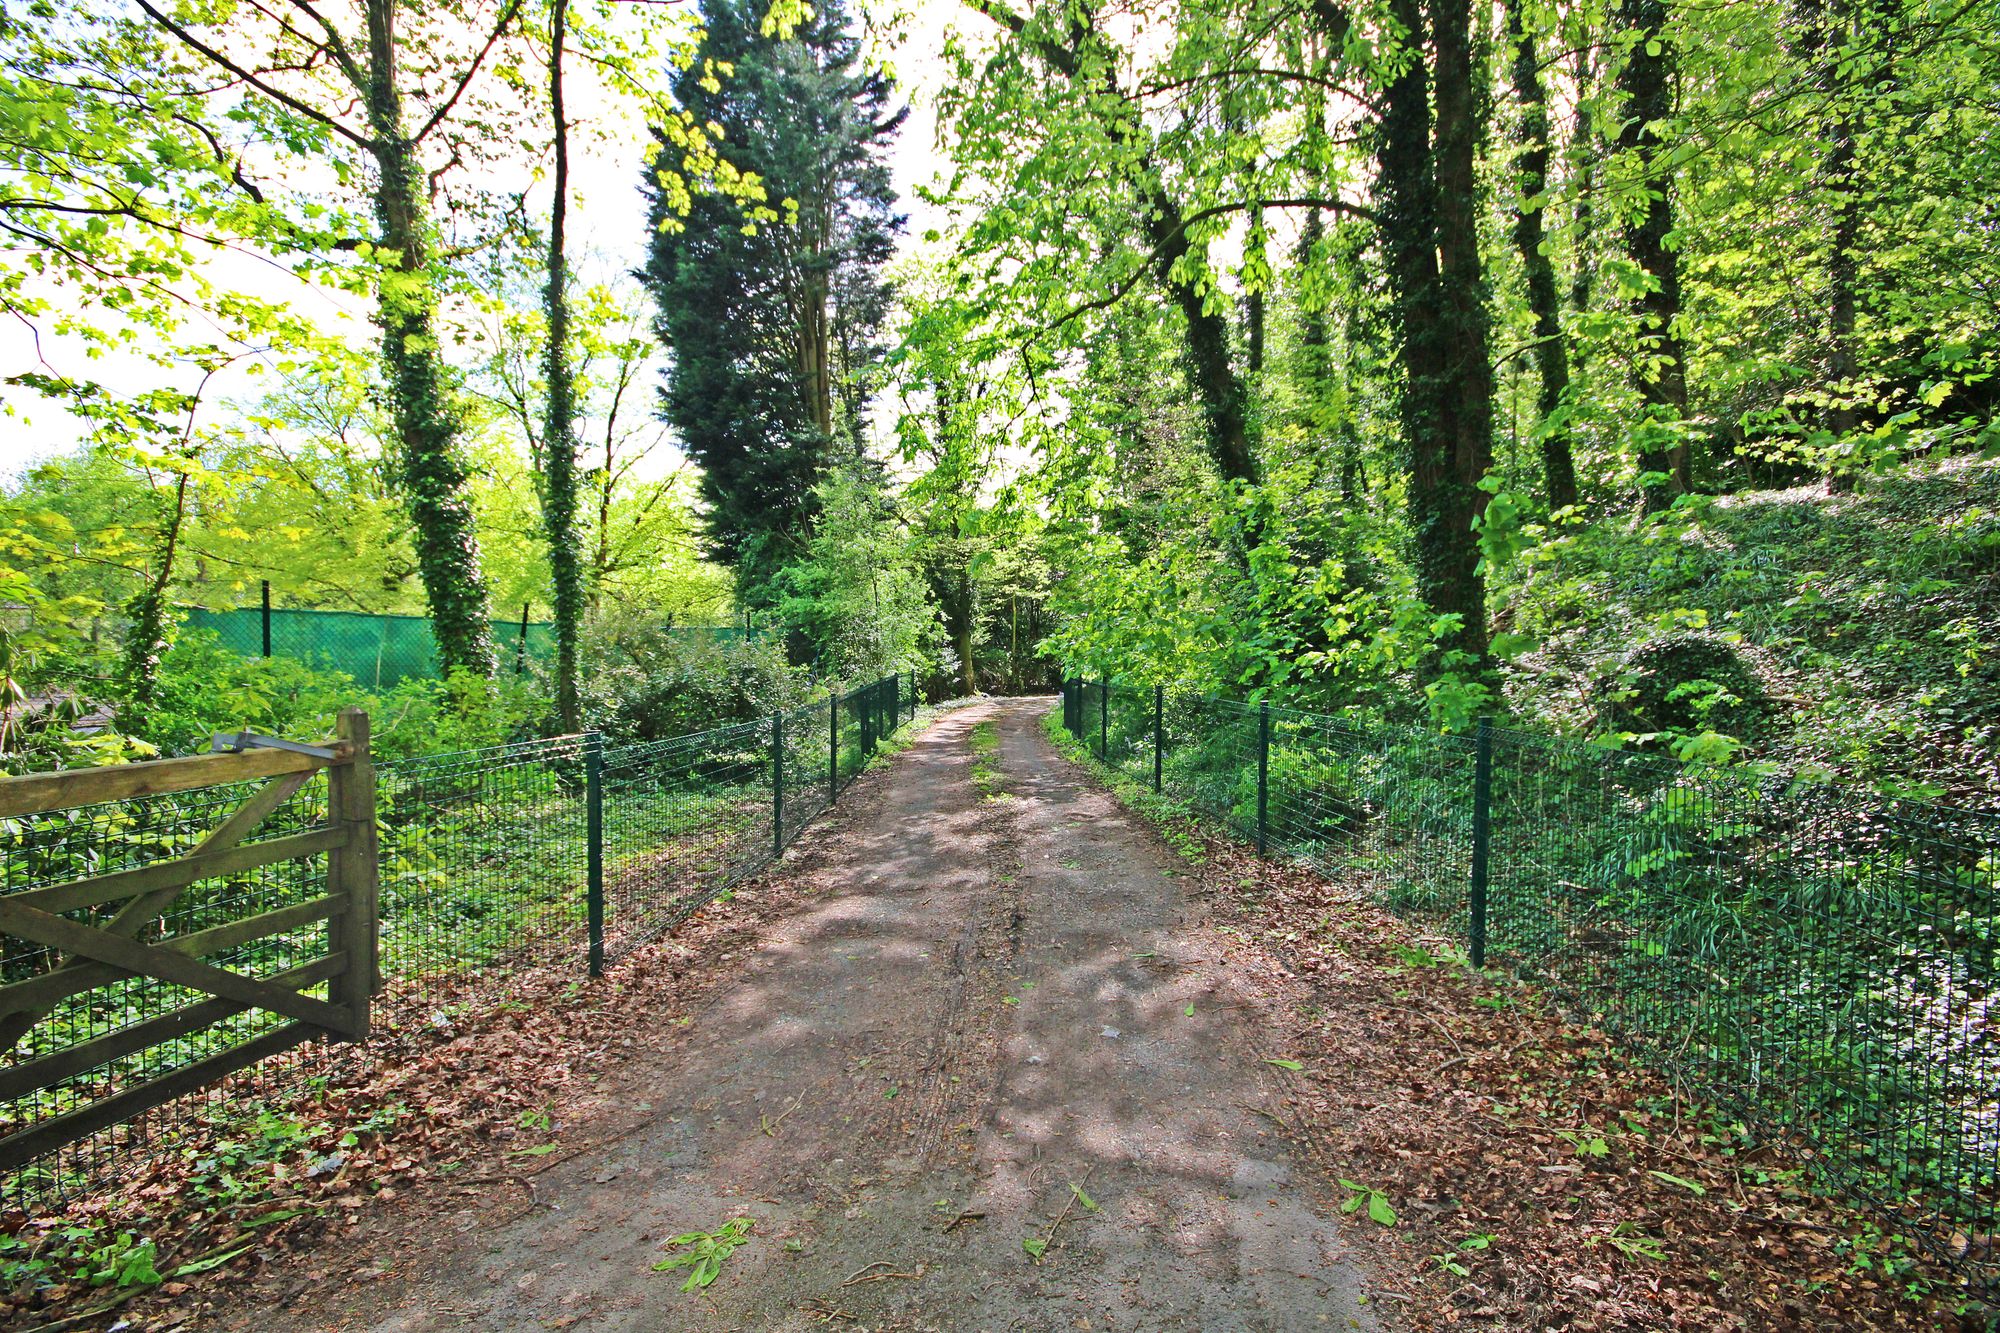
[0,673,918,1206]
[1060,676,2000,1281]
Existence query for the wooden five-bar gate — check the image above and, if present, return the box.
[0,709,379,1175]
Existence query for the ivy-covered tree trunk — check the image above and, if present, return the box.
[1617,0,1691,511]
[117,463,190,732]
[1430,0,1498,663]
[1505,0,1580,513]
[539,0,583,730]
[363,0,497,677]
[1245,200,1266,377]
[1137,144,1259,489]
[1359,0,1494,671]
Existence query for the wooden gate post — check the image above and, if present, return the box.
[326,707,380,1038]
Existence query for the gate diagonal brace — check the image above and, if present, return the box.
[0,898,357,1038]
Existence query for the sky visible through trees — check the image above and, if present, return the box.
[1,0,1995,800]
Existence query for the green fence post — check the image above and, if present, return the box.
[829,692,839,802]
[586,732,604,978]
[1098,679,1108,760]
[260,580,273,658]
[772,711,785,859]
[1256,702,1270,858]
[1153,684,1164,792]
[891,672,900,734]
[1469,716,1493,968]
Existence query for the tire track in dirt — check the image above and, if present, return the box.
[903,779,1018,1170]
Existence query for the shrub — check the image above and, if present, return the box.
[580,609,803,743]
[1600,634,1772,739]
[132,633,541,760]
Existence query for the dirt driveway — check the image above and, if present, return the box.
[225,698,1387,1332]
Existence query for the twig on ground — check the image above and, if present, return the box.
[838,1260,926,1286]
[759,1094,804,1137]
[800,1297,858,1322]
[1038,1167,1097,1253]
[1404,1005,1464,1059]
[1240,1101,1292,1133]
[20,1289,141,1333]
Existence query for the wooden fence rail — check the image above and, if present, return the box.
[0,708,379,1173]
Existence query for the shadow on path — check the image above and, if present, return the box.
[236,698,1385,1333]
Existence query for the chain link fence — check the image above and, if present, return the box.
[1061,676,2000,1280]
[0,673,919,1206]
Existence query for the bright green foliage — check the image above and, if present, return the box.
[771,464,934,680]
[5,0,1999,796]
[1338,1178,1398,1226]
[654,1216,755,1292]
[892,0,1997,773]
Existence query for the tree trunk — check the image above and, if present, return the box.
[799,184,836,444]
[364,0,497,676]
[802,269,833,442]
[1246,202,1267,377]
[1810,0,1863,492]
[1505,0,1580,512]
[1431,0,1498,662]
[1009,597,1019,692]
[1296,205,1333,453]
[1569,47,1597,320]
[592,422,614,611]
[118,463,191,732]
[1361,0,1494,671]
[1616,0,1691,510]
[926,562,978,697]
[1139,157,1260,489]
[539,0,584,731]
[956,617,978,697]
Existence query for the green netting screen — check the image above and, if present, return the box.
[181,607,747,689]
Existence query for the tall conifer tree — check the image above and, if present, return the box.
[640,0,903,604]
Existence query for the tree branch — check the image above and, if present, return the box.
[132,0,375,151]
[1049,195,1380,331]
[411,0,530,145]
[282,0,368,91]
[1137,66,1381,117]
